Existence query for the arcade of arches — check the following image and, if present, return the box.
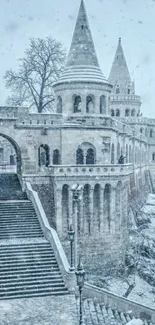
[58,181,128,237]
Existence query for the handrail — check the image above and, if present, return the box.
[84,283,155,321]
[24,181,76,292]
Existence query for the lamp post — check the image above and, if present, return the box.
[71,184,83,268]
[68,224,75,271]
[75,258,86,325]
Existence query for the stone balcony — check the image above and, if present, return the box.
[110,94,141,103]
[49,164,133,178]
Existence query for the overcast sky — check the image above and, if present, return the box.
[0,0,155,117]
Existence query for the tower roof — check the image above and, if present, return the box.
[54,0,110,86]
[67,0,99,67]
[109,38,131,85]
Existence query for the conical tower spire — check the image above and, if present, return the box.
[67,0,99,67]
[54,0,110,86]
[109,38,131,88]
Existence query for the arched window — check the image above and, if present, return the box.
[152,153,155,162]
[86,95,95,113]
[73,95,82,113]
[125,109,130,117]
[111,109,115,116]
[57,96,62,113]
[150,129,153,138]
[111,143,115,164]
[131,109,136,116]
[100,95,106,114]
[38,144,49,167]
[116,182,122,232]
[76,148,84,164]
[86,148,95,164]
[140,128,143,134]
[116,109,120,117]
[53,149,60,165]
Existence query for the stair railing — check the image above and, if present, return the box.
[24,181,76,293]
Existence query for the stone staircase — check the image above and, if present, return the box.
[0,175,68,299]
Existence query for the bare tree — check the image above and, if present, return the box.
[4,37,66,113]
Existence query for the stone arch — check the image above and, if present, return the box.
[125,109,130,117]
[53,149,60,165]
[38,144,50,167]
[131,109,136,116]
[78,142,96,164]
[57,96,62,113]
[73,95,82,113]
[116,109,120,117]
[104,184,111,230]
[62,184,69,233]
[111,143,115,164]
[93,184,101,231]
[100,95,106,114]
[76,148,84,164]
[83,184,91,234]
[86,95,95,113]
[111,109,115,116]
[0,133,22,174]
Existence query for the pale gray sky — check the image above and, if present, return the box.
[0,0,155,116]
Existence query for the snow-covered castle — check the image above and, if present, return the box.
[0,0,155,274]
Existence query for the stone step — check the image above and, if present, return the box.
[0,274,62,281]
[0,234,44,239]
[0,269,61,276]
[0,289,68,300]
[0,281,65,290]
[0,243,52,249]
[0,252,55,259]
[0,265,59,273]
[0,260,58,267]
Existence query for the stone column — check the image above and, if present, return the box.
[89,188,94,234]
[55,187,63,237]
[110,185,116,234]
[100,187,104,233]
[68,189,73,227]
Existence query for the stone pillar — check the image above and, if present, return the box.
[55,187,63,237]
[100,187,104,233]
[110,185,116,234]
[89,188,94,234]
[68,189,73,227]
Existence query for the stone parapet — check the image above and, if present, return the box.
[49,164,133,178]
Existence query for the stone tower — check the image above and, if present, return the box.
[109,38,141,118]
[53,0,112,117]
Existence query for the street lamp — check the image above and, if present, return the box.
[75,258,86,325]
[68,224,75,271]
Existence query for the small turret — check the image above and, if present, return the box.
[109,38,141,118]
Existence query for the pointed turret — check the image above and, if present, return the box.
[54,0,110,85]
[109,38,141,118]
[109,38,134,95]
[53,1,112,116]
[67,0,99,67]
